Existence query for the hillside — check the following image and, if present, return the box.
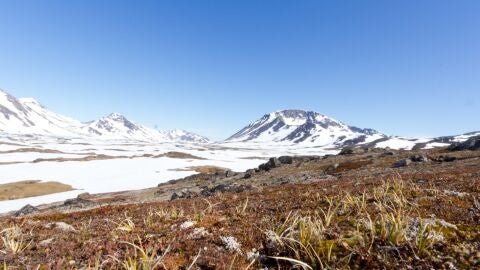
[1,144,479,269]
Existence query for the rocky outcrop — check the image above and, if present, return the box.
[449,136,480,151]
[14,204,38,216]
[170,184,252,200]
[393,154,430,168]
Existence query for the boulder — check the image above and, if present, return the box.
[267,157,281,168]
[410,154,429,163]
[258,163,270,171]
[258,157,282,171]
[170,189,197,200]
[278,156,293,164]
[244,169,256,179]
[393,158,412,168]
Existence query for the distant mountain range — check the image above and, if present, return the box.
[0,89,209,143]
[1,88,478,149]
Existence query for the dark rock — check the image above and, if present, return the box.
[341,135,367,146]
[267,157,281,168]
[14,204,38,216]
[244,169,256,179]
[292,156,321,162]
[410,154,429,163]
[170,189,198,200]
[63,196,98,208]
[393,158,412,168]
[258,163,270,171]
[434,155,457,162]
[339,147,365,155]
[380,151,395,157]
[199,184,252,197]
[258,157,282,171]
[278,156,293,164]
[224,170,236,177]
[448,136,480,151]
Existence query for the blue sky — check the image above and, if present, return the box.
[0,0,478,140]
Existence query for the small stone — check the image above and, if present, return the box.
[39,238,54,247]
[45,222,76,233]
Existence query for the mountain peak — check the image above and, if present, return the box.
[106,112,126,120]
[18,97,41,105]
[162,129,210,143]
[226,109,384,146]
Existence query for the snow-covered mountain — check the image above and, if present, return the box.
[0,89,84,136]
[160,129,210,143]
[226,110,386,147]
[224,109,479,150]
[0,89,209,143]
[81,113,170,141]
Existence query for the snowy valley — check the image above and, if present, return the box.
[0,89,478,213]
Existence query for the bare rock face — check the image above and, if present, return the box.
[449,136,480,151]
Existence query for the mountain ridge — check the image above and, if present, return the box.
[0,89,209,143]
[1,89,479,149]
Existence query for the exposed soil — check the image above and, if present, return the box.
[0,148,65,154]
[0,180,73,201]
[170,165,231,174]
[154,151,206,160]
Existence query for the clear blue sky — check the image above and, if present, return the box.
[0,0,478,140]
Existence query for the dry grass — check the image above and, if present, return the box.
[170,165,229,174]
[154,152,205,160]
[1,148,479,269]
[0,180,73,201]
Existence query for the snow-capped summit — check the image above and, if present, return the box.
[0,89,209,143]
[0,89,84,136]
[82,113,158,140]
[161,129,210,143]
[226,109,385,147]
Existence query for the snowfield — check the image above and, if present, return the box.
[0,136,271,213]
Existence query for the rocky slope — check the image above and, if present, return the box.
[1,145,479,268]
